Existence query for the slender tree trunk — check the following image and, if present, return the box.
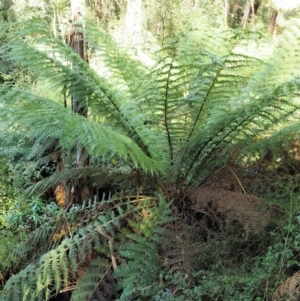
[224,0,229,28]
[70,0,88,72]
[268,8,278,36]
[241,1,251,29]
[125,0,143,44]
[241,0,260,29]
[250,0,255,28]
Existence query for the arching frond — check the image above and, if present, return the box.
[0,21,158,158]
[0,86,157,173]
[1,196,173,301]
[128,31,264,184]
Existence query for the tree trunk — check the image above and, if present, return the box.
[241,1,251,29]
[125,0,143,45]
[224,0,229,28]
[268,8,278,36]
[241,0,260,29]
[63,0,91,206]
[70,0,88,68]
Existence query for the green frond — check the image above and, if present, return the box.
[70,257,113,301]
[0,21,159,158]
[115,197,174,300]
[2,225,107,301]
[2,195,172,301]
[0,85,157,173]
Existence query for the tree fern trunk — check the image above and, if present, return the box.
[65,0,91,205]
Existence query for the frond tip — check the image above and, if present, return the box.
[272,270,300,301]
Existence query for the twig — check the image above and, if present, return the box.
[96,228,118,270]
[229,167,246,194]
[265,280,269,301]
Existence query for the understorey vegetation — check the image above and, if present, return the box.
[1,0,300,300]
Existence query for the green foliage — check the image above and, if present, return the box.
[2,4,300,301]
[0,230,24,281]
[70,256,113,301]
[115,197,174,300]
[0,196,173,301]
[4,197,57,230]
[193,212,300,301]
[2,226,104,301]
[154,287,203,301]
[0,202,64,275]
[263,194,300,288]
[0,166,15,227]
[2,17,300,192]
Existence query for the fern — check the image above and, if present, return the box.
[2,12,300,301]
[70,256,114,301]
[3,19,300,192]
[114,197,174,301]
[2,220,109,301]
[1,196,172,301]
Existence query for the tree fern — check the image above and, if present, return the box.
[2,12,300,301]
[2,17,300,192]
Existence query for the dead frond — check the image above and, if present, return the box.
[272,270,300,301]
[187,187,271,235]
